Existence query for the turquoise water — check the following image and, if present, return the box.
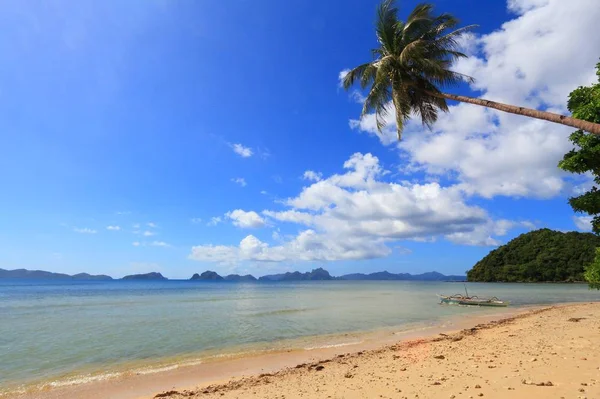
[1,279,598,392]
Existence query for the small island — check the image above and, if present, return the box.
[190,271,224,281]
[224,274,257,282]
[0,268,112,280]
[258,267,333,281]
[122,272,167,281]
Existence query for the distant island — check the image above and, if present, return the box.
[122,272,167,281]
[467,229,600,282]
[224,274,257,282]
[190,272,258,281]
[258,267,334,281]
[186,268,465,282]
[0,268,112,280]
[340,271,465,281]
[0,267,465,282]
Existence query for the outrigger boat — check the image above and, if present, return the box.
[439,285,510,307]
[439,294,509,307]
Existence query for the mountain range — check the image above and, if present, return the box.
[0,267,466,281]
[0,268,113,280]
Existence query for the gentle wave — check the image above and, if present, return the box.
[303,341,363,350]
[247,308,314,317]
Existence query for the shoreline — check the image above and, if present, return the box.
[3,303,559,399]
[158,301,600,399]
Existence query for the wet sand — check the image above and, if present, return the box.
[9,302,600,399]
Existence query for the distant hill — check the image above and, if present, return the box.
[190,271,224,281]
[122,272,166,280]
[339,271,465,281]
[0,267,466,283]
[467,229,600,282]
[259,267,333,281]
[0,268,112,280]
[71,273,113,280]
[224,274,257,282]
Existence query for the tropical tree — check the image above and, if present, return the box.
[558,62,600,233]
[584,248,600,289]
[343,0,600,140]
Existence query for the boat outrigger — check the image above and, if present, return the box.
[439,285,510,307]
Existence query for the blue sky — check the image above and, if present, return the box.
[0,0,597,278]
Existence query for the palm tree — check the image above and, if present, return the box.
[343,0,600,140]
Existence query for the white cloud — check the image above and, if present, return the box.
[73,227,97,234]
[573,215,593,232]
[132,223,140,229]
[349,0,600,199]
[190,153,523,264]
[445,219,533,246]
[142,231,155,237]
[226,210,266,228]
[263,210,315,226]
[230,143,253,158]
[302,170,322,182]
[151,241,171,247]
[395,246,412,255]
[207,216,222,227]
[190,231,391,265]
[106,225,121,231]
[260,190,268,195]
[191,218,203,224]
[231,177,247,187]
[132,241,141,247]
[147,222,157,228]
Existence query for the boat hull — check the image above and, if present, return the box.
[440,297,509,307]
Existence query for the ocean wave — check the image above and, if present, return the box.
[303,341,363,350]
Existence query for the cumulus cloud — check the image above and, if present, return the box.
[226,210,266,228]
[190,153,522,264]
[73,227,97,234]
[190,218,203,224]
[207,217,222,227]
[231,177,247,187]
[349,0,600,199]
[230,143,253,158]
[302,170,323,182]
[151,241,171,247]
[106,225,121,231]
[142,231,155,237]
[147,222,157,228]
[573,215,593,232]
[132,241,141,247]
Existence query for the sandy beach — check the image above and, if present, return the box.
[154,302,600,399]
[9,302,599,399]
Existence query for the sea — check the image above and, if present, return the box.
[1,279,598,395]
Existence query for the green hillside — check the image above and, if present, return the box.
[467,229,600,282]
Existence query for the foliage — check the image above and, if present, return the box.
[466,229,600,282]
[558,62,600,233]
[342,0,475,139]
[584,248,600,289]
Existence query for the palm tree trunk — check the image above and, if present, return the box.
[434,92,600,136]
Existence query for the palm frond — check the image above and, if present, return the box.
[376,0,399,53]
[343,62,374,90]
[343,1,477,139]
